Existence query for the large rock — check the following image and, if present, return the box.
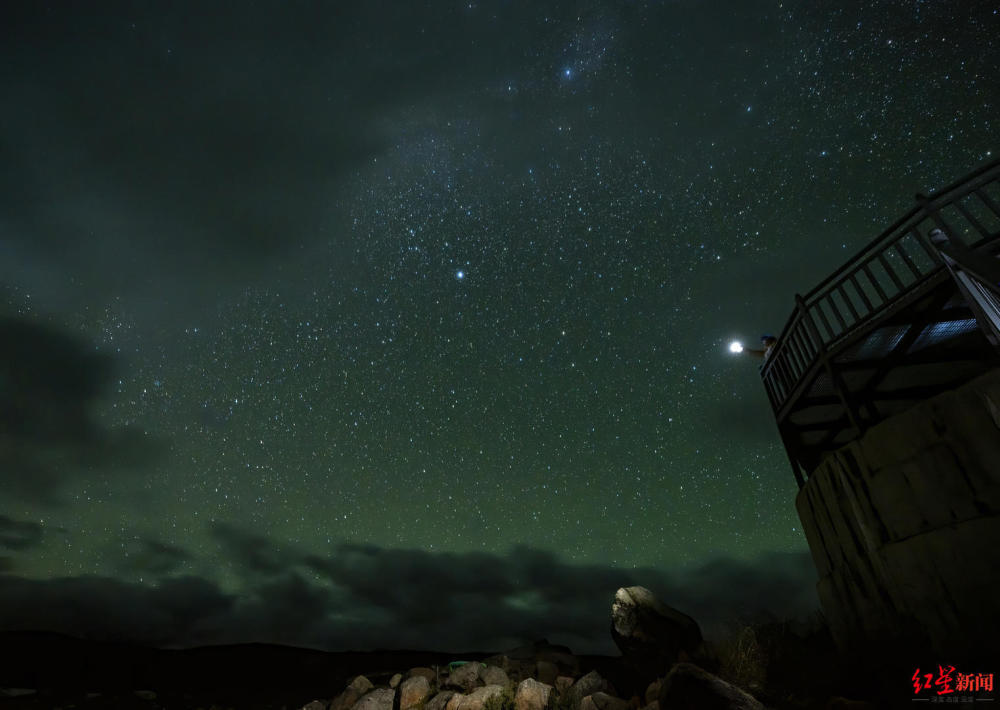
[410,668,438,683]
[353,689,397,710]
[515,678,552,710]
[426,691,457,710]
[482,654,511,671]
[482,665,510,687]
[456,685,506,710]
[447,663,485,693]
[568,671,609,708]
[352,677,376,694]
[332,676,375,710]
[611,586,702,681]
[535,661,558,686]
[644,680,661,705]
[400,675,432,710]
[502,639,580,677]
[580,693,630,710]
[445,694,465,710]
[656,663,765,710]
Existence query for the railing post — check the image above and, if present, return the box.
[927,227,1000,353]
[796,294,865,436]
[928,228,1000,289]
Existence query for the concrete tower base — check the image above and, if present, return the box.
[795,368,1000,664]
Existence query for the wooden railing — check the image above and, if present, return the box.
[761,157,1000,417]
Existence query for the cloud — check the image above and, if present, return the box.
[0,3,483,323]
[0,532,819,654]
[0,516,44,551]
[0,317,161,505]
[119,539,192,576]
[209,521,292,577]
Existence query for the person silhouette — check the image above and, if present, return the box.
[743,334,777,360]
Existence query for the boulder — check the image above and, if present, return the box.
[611,587,702,682]
[656,663,765,710]
[482,665,510,687]
[456,685,506,710]
[426,691,457,710]
[445,694,465,710]
[555,677,575,695]
[508,660,536,683]
[353,688,397,710]
[502,639,580,677]
[482,654,510,671]
[352,677,376,694]
[580,693,629,710]
[447,663,485,692]
[301,702,327,710]
[400,675,432,710]
[391,674,404,689]
[644,680,661,705]
[410,667,438,683]
[515,678,552,710]
[569,671,609,708]
[640,703,658,710]
[332,677,374,710]
[536,661,558,686]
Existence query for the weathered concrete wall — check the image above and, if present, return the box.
[796,368,1000,660]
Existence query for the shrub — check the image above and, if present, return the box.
[715,623,767,691]
[545,686,575,710]
[484,687,516,710]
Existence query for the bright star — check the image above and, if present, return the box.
[456,270,465,280]
[729,341,744,354]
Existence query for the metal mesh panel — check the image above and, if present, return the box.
[810,371,835,397]
[845,325,910,361]
[906,318,980,353]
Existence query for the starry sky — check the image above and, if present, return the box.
[0,1,996,654]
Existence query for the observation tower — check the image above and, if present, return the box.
[761,157,1000,662]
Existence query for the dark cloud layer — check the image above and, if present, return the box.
[0,4,384,318]
[0,2,565,323]
[120,539,192,576]
[0,318,158,505]
[0,534,818,654]
[0,516,44,551]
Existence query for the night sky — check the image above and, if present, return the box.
[1,1,996,654]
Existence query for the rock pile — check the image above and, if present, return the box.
[300,635,772,710]
[296,586,877,710]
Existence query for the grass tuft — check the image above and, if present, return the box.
[715,623,768,692]
[483,687,517,710]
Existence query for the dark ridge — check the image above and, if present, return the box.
[0,630,627,709]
